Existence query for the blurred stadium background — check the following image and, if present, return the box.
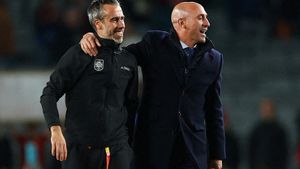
[0,0,300,169]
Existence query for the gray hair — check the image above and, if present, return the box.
[87,0,120,30]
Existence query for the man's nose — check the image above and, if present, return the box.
[204,17,210,27]
[118,20,125,28]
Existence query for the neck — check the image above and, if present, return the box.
[177,32,195,48]
[181,39,195,48]
[96,32,109,40]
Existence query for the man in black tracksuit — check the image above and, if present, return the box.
[40,0,138,169]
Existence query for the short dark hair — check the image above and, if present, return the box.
[87,0,120,29]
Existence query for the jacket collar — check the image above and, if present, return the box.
[94,32,121,50]
[167,27,217,86]
[168,27,214,54]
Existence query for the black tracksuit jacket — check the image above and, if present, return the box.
[40,37,138,148]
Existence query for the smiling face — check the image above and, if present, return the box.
[184,4,210,44]
[94,4,125,43]
[171,2,210,47]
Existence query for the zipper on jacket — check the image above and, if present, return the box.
[112,50,119,84]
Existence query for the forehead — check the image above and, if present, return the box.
[102,4,124,17]
[188,4,207,17]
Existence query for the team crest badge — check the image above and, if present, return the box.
[94,59,104,71]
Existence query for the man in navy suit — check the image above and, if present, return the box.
[80,2,225,169]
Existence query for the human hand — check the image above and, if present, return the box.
[80,32,100,56]
[50,125,67,161]
[209,160,222,169]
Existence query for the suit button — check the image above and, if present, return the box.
[87,146,92,150]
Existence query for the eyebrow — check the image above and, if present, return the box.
[109,15,125,21]
[199,13,208,16]
[197,13,208,18]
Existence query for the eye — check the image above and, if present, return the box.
[111,17,118,22]
[111,16,125,23]
[198,15,208,21]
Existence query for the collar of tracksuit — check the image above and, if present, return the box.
[93,32,121,50]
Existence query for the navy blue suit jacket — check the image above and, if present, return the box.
[126,29,226,169]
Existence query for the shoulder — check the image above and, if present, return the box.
[121,48,136,60]
[64,44,91,59]
[209,48,223,58]
[56,44,91,67]
[120,48,137,66]
[208,48,224,64]
[143,30,170,41]
[68,44,90,56]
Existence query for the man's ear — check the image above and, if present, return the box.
[177,18,186,29]
[94,19,103,30]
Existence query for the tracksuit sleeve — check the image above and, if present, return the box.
[40,45,92,128]
[125,60,139,145]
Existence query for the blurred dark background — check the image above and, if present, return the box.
[1,0,300,169]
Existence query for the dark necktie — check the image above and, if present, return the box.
[184,47,194,64]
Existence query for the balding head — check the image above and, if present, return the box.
[171,2,210,46]
[171,2,197,24]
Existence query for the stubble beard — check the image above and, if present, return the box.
[110,29,124,44]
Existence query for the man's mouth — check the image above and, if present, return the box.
[200,29,207,34]
[114,30,124,36]
[200,29,207,37]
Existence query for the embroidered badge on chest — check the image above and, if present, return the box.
[94,59,104,71]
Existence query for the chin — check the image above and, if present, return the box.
[198,38,206,43]
[113,38,123,44]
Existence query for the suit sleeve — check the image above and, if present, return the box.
[40,45,92,128]
[204,53,226,160]
[124,33,151,67]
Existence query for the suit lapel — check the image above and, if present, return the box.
[165,29,186,86]
[188,39,214,69]
[165,29,215,87]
